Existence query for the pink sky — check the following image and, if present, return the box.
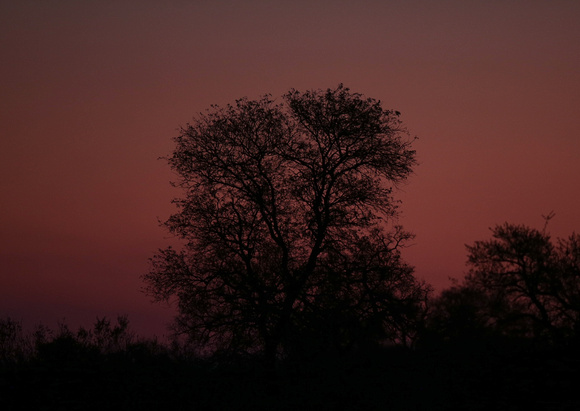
[1,0,579,339]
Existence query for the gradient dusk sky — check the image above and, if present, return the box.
[1,0,579,338]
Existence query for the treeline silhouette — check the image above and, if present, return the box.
[3,221,580,411]
[1,314,578,410]
[3,84,579,409]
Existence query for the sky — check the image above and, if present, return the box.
[1,0,579,339]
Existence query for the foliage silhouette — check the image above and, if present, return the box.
[143,84,429,364]
[463,221,580,342]
[0,317,29,365]
[422,282,493,344]
[2,315,580,410]
[4,216,580,409]
[422,219,580,350]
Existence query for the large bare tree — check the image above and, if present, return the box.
[143,85,429,364]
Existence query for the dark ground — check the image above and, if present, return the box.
[2,337,580,411]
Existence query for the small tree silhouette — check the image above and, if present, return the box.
[458,220,580,342]
[144,85,429,365]
[0,317,29,364]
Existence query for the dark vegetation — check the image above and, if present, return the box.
[3,87,579,409]
[143,84,429,365]
[2,294,580,410]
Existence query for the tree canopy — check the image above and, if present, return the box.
[426,219,580,344]
[143,85,429,363]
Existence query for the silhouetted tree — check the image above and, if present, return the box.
[464,220,580,342]
[143,85,429,365]
[0,317,30,364]
[423,282,495,344]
